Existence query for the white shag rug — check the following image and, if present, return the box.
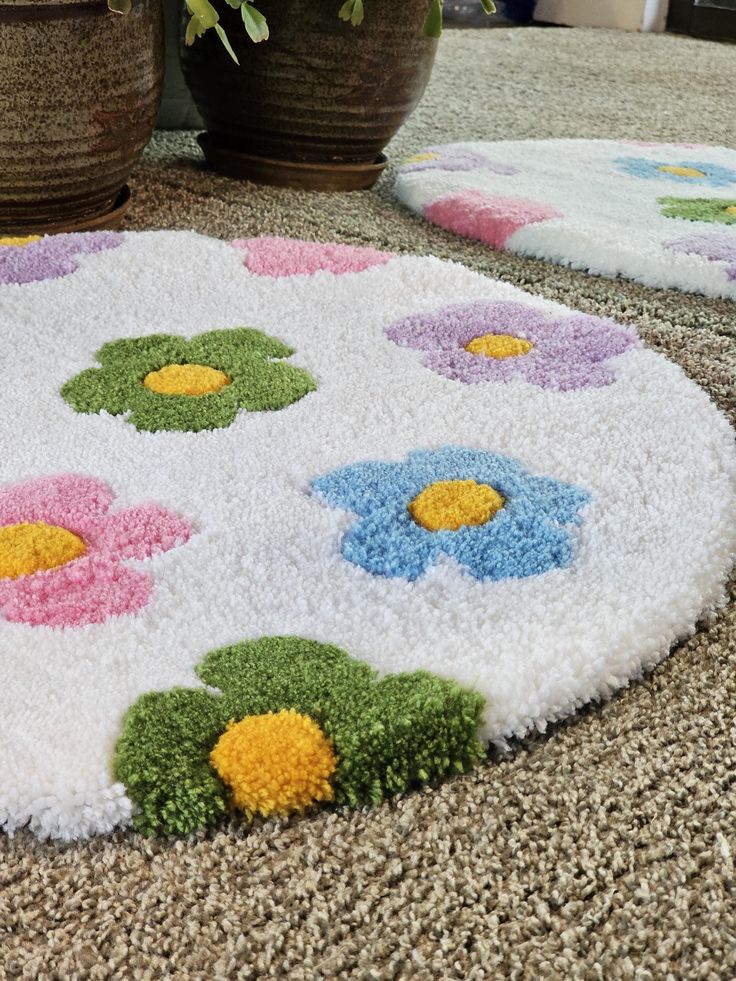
[0,231,734,841]
[394,139,736,299]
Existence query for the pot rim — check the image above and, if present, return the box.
[0,0,106,5]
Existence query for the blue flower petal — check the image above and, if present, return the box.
[441,510,575,581]
[515,474,590,525]
[312,460,415,515]
[342,510,439,581]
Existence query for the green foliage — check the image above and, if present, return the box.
[422,0,444,39]
[114,636,486,836]
[339,0,365,27]
[170,0,496,61]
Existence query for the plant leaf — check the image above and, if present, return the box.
[241,3,270,42]
[480,0,496,12]
[339,0,363,25]
[107,0,132,13]
[215,23,240,63]
[184,16,200,44]
[186,0,219,29]
[422,0,443,38]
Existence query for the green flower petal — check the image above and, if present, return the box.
[231,361,317,412]
[61,367,139,417]
[126,387,241,433]
[186,327,294,367]
[197,636,376,707]
[96,334,190,372]
[659,196,736,224]
[113,688,231,837]
[331,672,485,805]
[115,636,485,836]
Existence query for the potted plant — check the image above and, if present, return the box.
[0,0,164,235]
[179,0,494,190]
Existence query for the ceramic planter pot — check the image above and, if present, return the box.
[0,0,164,234]
[180,0,438,190]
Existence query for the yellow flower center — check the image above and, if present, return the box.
[0,521,87,580]
[406,152,440,164]
[409,479,505,533]
[725,206,736,216]
[465,333,533,359]
[657,165,706,179]
[210,709,337,818]
[143,363,231,397]
[0,235,42,248]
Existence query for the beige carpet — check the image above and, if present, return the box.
[3,28,735,980]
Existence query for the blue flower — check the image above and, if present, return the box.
[615,157,736,188]
[312,447,590,583]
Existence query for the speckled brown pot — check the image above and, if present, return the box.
[180,0,438,189]
[0,0,164,233]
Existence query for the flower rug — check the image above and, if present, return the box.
[0,231,734,842]
[394,139,736,299]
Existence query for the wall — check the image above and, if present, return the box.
[534,0,669,30]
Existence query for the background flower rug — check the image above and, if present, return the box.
[0,230,734,842]
[394,139,736,300]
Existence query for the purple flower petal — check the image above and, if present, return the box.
[0,232,122,286]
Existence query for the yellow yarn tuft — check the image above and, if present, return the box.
[465,333,533,359]
[143,363,231,397]
[0,521,87,580]
[409,479,505,533]
[210,709,337,818]
[0,236,42,248]
[656,165,706,179]
[405,152,441,164]
[725,206,736,216]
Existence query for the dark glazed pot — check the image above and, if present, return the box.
[0,0,164,234]
[180,0,438,190]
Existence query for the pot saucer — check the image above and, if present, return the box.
[198,134,387,192]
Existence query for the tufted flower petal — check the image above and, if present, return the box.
[0,232,122,286]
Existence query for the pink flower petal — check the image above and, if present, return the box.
[84,504,193,560]
[0,555,152,628]
[0,475,113,533]
[232,236,394,277]
[425,191,562,249]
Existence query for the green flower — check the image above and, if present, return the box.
[61,327,316,432]
[658,197,736,225]
[113,636,486,836]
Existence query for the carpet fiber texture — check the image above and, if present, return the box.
[2,27,736,980]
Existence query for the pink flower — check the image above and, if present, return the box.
[232,236,394,277]
[0,475,193,628]
[424,191,562,249]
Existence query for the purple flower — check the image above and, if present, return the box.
[402,145,518,176]
[665,231,736,281]
[0,232,122,286]
[386,300,638,392]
